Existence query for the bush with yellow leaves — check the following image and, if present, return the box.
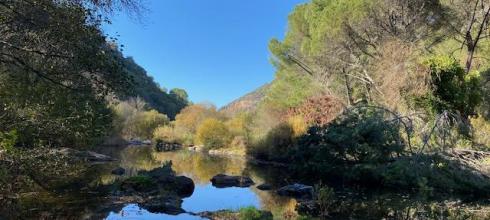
[196,118,232,149]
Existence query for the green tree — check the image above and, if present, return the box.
[170,88,189,103]
[0,0,142,148]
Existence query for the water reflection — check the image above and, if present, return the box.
[109,147,297,218]
[3,146,490,219]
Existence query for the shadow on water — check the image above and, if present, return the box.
[2,145,490,219]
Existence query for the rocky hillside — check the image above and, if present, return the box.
[220,84,270,117]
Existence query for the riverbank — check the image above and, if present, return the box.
[3,145,490,219]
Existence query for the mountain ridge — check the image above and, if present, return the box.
[220,84,270,117]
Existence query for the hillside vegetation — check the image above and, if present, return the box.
[152,0,490,201]
[0,1,195,210]
[1,0,490,219]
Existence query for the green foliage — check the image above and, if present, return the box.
[0,75,114,147]
[238,206,273,220]
[378,154,490,195]
[479,69,490,117]
[196,118,231,149]
[170,88,189,103]
[0,131,17,154]
[292,107,404,167]
[117,56,188,119]
[112,98,169,139]
[470,116,490,149]
[274,0,372,57]
[226,113,253,141]
[262,69,322,111]
[0,0,140,148]
[250,123,295,161]
[314,184,335,217]
[133,110,169,139]
[419,55,482,117]
[122,176,156,191]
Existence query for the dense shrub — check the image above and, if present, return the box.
[0,131,17,154]
[249,115,308,161]
[250,122,295,161]
[470,116,490,149]
[287,115,308,137]
[418,55,482,118]
[174,104,222,134]
[226,113,252,140]
[113,98,169,139]
[172,104,223,144]
[377,154,490,195]
[238,206,273,220]
[153,125,181,144]
[133,110,169,139]
[288,106,405,178]
[196,118,231,149]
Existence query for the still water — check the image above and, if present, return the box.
[102,146,295,220]
[4,146,490,219]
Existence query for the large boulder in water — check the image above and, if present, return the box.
[136,164,195,197]
[140,195,184,215]
[210,174,255,188]
[277,183,314,199]
[174,176,195,197]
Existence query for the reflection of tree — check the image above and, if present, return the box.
[323,191,490,219]
[4,146,490,219]
[151,151,247,185]
[0,190,125,219]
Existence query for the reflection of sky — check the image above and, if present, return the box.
[104,184,261,219]
[104,149,272,219]
[105,204,204,220]
[183,184,260,213]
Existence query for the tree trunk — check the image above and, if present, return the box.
[466,44,476,73]
[342,68,354,106]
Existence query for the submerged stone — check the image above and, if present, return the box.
[277,183,313,199]
[256,183,272,191]
[140,195,184,215]
[210,174,255,188]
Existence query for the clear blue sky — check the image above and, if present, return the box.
[103,0,306,107]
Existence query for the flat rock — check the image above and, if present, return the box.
[210,174,255,188]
